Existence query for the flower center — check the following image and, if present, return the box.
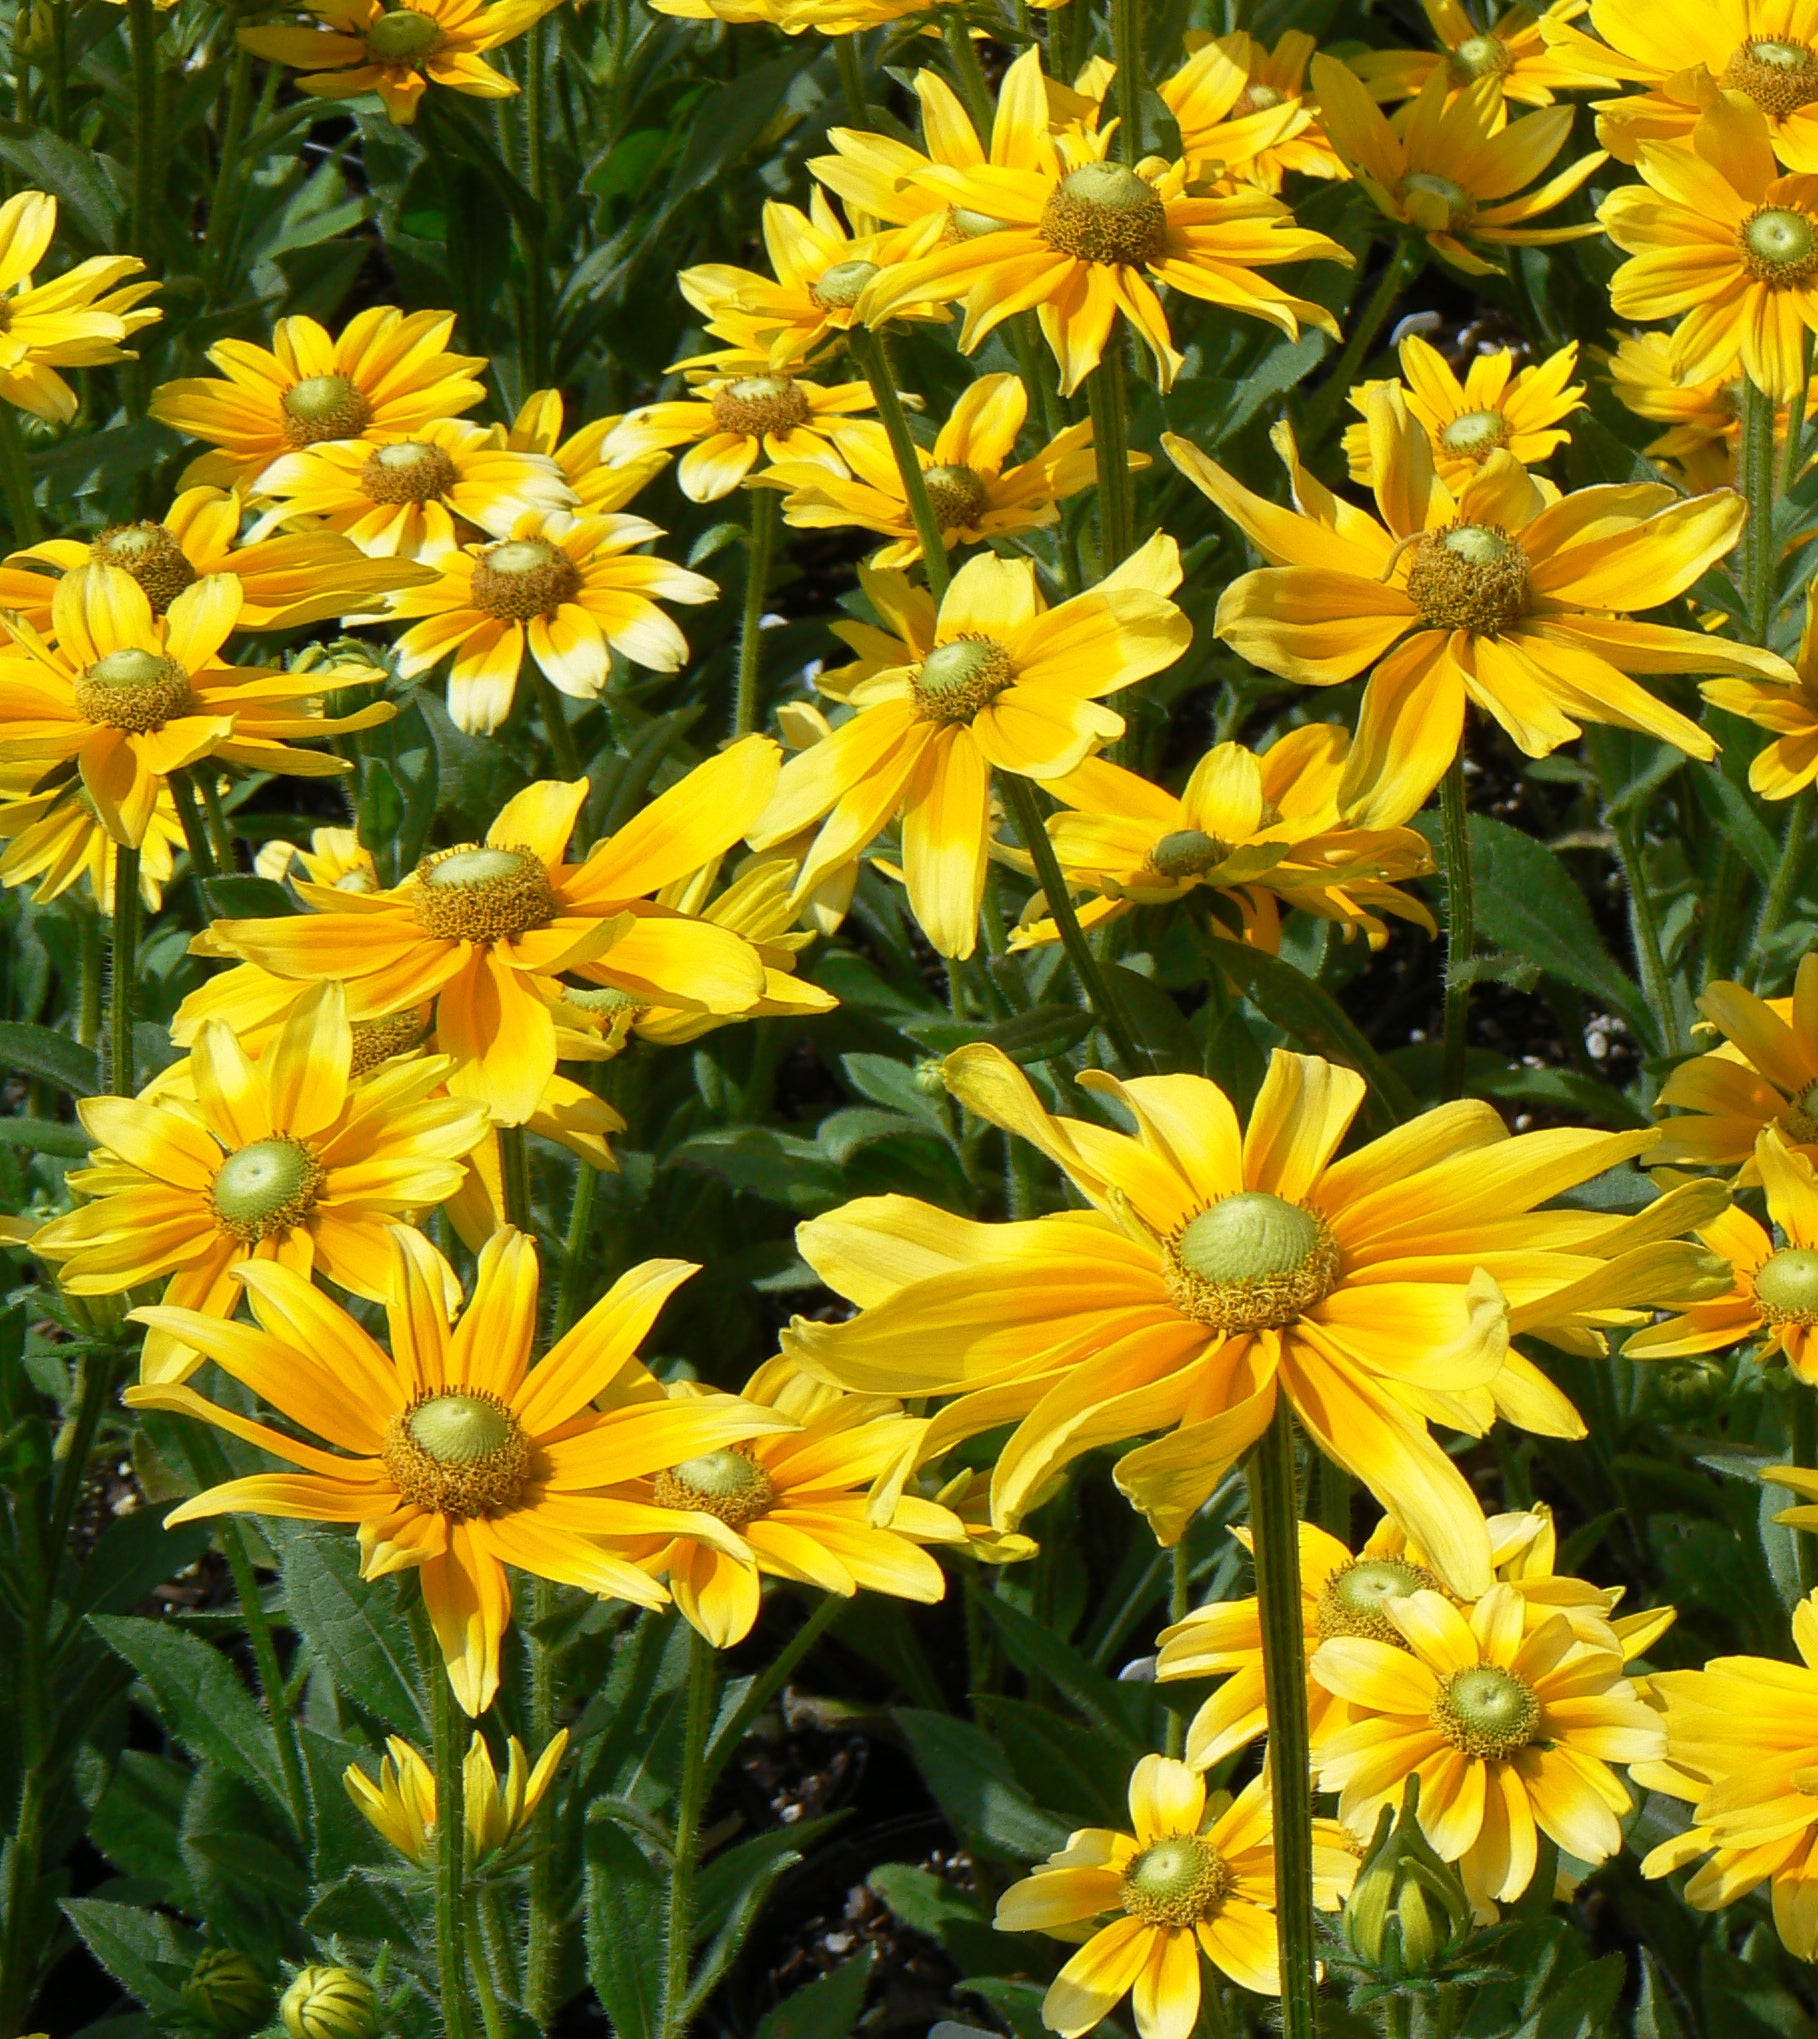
[922,461,991,531]
[349,1007,431,1075]
[281,373,373,447]
[911,636,1015,723]
[413,843,558,943]
[1315,1556,1441,1644]
[1040,162,1169,267]
[1755,1246,1818,1324]
[1785,1080,1818,1144]
[365,7,445,61]
[1165,1190,1342,1335]
[811,259,879,309]
[1438,408,1509,458]
[1723,38,1818,115]
[1148,827,1230,879]
[1118,1835,1232,1929]
[951,207,1014,239]
[1234,82,1284,113]
[1449,32,1511,81]
[1406,523,1530,635]
[1401,171,1473,228]
[210,1133,325,1243]
[711,375,812,439]
[74,648,194,733]
[469,537,582,622]
[1431,1664,1540,1759]
[90,522,198,613]
[652,1446,777,1530]
[360,439,459,504]
[1741,205,1818,280]
[384,1388,532,1519]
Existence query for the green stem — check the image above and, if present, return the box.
[660,1622,720,2039]
[524,1575,562,2028]
[1793,1389,1818,1597]
[704,1592,842,1780]
[1248,1398,1316,2039]
[942,13,994,137]
[168,771,218,881]
[732,485,778,739]
[200,774,235,871]
[127,0,160,259]
[1612,808,1680,1055]
[1385,1996,1414,2039]
[835,31,873,126]
[1741,376,1779,648]
[1439,753,1474,1102]
[1110,0,1141,160]
[0,1760,46,2039]
[499,1123,532,1235]
[466,1913,508,2039]
[553,1160,599,1339]
[1749,785,1814,988]
[110,844,140,1097]
[1301,238,1411,445]
[420,1597,476,2039]
[851,328,949,603]
[1313,1447,1351,1543]
[1085,348,1134,572]
[1786,331,1814,496]
[0,403,40,545]
[1003,774,1146,1073]
[218,1519,311,1837]
[205,44,253,295]
[76,903,103,1048]
[1164,1542,1189,1757]
[530,667,584,780]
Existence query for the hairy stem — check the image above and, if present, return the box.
[733,485,778,738]
[852,327,949,602]
[110,844,140,1097]
[660,1622,720,2039]
[499,1123,533,1236]
[1741,376,1779,648]
[1302,237,1411,446]
[1086,347,1135,572]
[1749,785,1814,989]
[421,1597,475,2039]
[1439,752,1474,1101]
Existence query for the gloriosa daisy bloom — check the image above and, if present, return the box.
[0,773,183,910]
[1156,34,1334,193]
[1604,331,1765,493]
[1650,953,1818,1171]
[346,1726,568,1866]
[0,188,160,423]
[507,389,671,516]
[1704,583,1818,798]
[1349,0,1590,110]
[603,365,873,504]
[1342,335,1585,488]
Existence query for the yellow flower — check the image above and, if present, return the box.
[1312,59,1604,276]
[149,306,488,493]
[1349,0,1592,111]
[126,1227,791,1713]
[1313,1584,1663,1919]
[0,189,159,423]
[1342,335,1584,487]
[237,0,560,125]
[180,760,781,1125]
[603,366,873,503]
[1649,953,1818,1170]
[754,372,1102,569]
[1602,94,1818,400]
[1605,332,1753,491]
[254,824,380,893]
[746,539,1190,959]
[507,389,670,515]
[1158,32,1346,194]
[1704,571,1818,797]
[1004,725,1436,956]
[384,511,718,732]
[0,563,392,848]
[0,777,184,910]
[653,0,1058,32]
[247,417,576,561]
[30,983,489,1385]
[346,1727,568,1865]
[857,47,1347,395]
[784,1041,1655,1582]
[1170,387,1787,822]
[1636,1590,1818,1958]
[995,1758,1356,2023]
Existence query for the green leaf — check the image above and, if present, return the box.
[975,1698,1130,1830]
[62,1510,213,1628]
[178,1765,309,1966]
[275,1526,426,1735]
[583,1816,667,2039]
[303,1867,432,1954]
[0,121,125,244]
[971,1589,1149,1755]
[1102,963,1203,1074]
[86,1752,195,1909]
[893,1709,1071,1864]
[0,1114,92,1157]
[1635,1953,1689,2039]
[694,1814,842,1945]
[1208,943,1417,1126]
[60,1899,192,2014]
[753,1950,874,2039]
[670,1125,845,1214]
[199,875,295,920]
[901,1003,1095,1066]
[0,1020,100,1098]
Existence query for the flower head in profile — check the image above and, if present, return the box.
[1604,332,1759,492]
[508,389,670,515]
[754,372,1102,569]
[1650,953,1818,1171]
[996,1757,1356,2027]
[1704,578,1818,799]
[1157,34,1338,193]
[0,189,159,423]
[1314,1585,1663,1920]
[0,776,183,910]
[149,307,487,492]
[30,984,489,1385]
[1313,59,1604,275]
[746,538,1190,959]
[1349,0,1590,111]
[346,1727,568,1865]
[1343,335,1584,487]
[1169,386,1788,821]
[127,1228,791,1713]
[603,366,873,503]
[237,0,561,125]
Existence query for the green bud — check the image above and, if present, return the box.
[280,1964,382,2039]
[1341,1778,1474,1983]
[181,1950,274,2034]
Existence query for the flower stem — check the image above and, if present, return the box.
[466,1912,508,2039]
[529,667,584,780]
[109,844,140,1097]
[1086,348,1134,572]
[732,485,778,739]
[942,13,995,135]
[1748,785,1814,989]
[126,0,160,259]
[1793,1388,1818,1596]
[835,31,873,126]
[199,774,236,871]
[553,1159,599,1339]
[523,1574,563,2028]
[660,1622,720,2039]
[703,1592,841,1781]
[851,327,949,602]
[1110,0,1142,160]
[168,771,218,881]
[1612,808,1681,1055]
[1301,237,1411,446]
[1248,1397,1316,2039]
[1165,1542,1190,1757]
[499,1123,533,1235]
[219,1519,312,1837]
[1741,376,1779,648]
[1785,332,1814,496]
[420,1597,476,2039]
[1439,752,1474,1102]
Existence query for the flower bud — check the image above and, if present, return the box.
[280,1964,382,2039]
[1341,1778,1473,1982]
[181,1950,274,2034]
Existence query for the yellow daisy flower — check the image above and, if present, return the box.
[382,509,718,732]
[0,563,391,848]
[1313,1585,1663,1919]
[507,389,670,515]
[149,306,488,493]
[856,47,1348,394]
[753,372,1101,569]
[1649,954,1818,1170]
[1342,335,1585,487]
[1349,0,1592,111]
[1601,94,1818,400]
[124,1226,791,1713]
[1704,581,1818,798]
[247,416,576,561]
[236,0,560,126]
[346,1727,568,1867]
[1605,332,1753,492]
[745,539,1190,959]
[784,1041,1655,1583]
[181,760,781,1125]
[995,1758,1357,2023]
[1154,36,1329,193]
[1312,59,1605,276]
[0,777,184,910]
[0,188,159,423]
[603,365,873,504]
[253,823,380,893]
[1169,386,1787,823]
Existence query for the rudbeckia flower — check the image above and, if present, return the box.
[1602,94,1818,400]
[1604,332,1757,492]
[247,416,576,561]
[149,306,488,493]
[1169,386,1787,821]
[0,563,392,848]
[31,983,488,1384]
[384,510,718,732]
[603,365,873,504]
[124,1227,791,1713]
[0,777,184,909]
[1312,59,1604,276]
[507,389,670,515]
[855,47,1348,394]
[1649,955,1818,1171]
[0,188,160,423]
[184,760,781,1125]
[1156,36,1329,192]
[237,0,561,126]
[1342,335,1584,487]
[253,824,380,894]
[745,539,1190,959]
[1704,583,1818,797]
[347,1727,568,1866]
[995,1758,1357,2022]
[1313,1585,1664,1919]
[753,373,1101,569]
[784,1041,1655,1586]
[1349,0,1591,110]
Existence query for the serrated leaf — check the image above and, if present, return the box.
[274,1526,425,1735]
[60,1899,192,2014]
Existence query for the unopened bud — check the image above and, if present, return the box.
[1341,1778,1473,1982]
[280,1965,381,2039]
[181,1950,273,2034]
